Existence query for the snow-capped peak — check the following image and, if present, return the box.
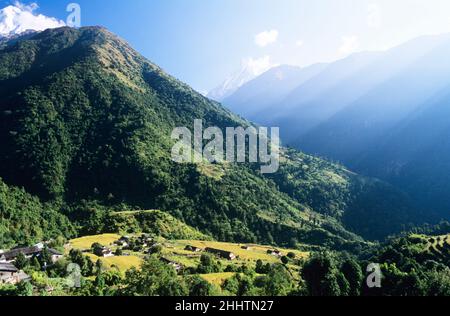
[208,56,277,101]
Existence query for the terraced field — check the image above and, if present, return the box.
[165,240,308,264]
[67,234,308,282]
[85,254,144,271]
[425,234,450,260]
[409,234,450,261]
[69,234,122,250]
[200,273,237,286]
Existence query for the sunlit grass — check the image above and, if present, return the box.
[69,234,121,250]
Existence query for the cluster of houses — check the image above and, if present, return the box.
[114,234,155,251]
[160,257,183,273]
[0,262,30,285]
[156,245,241,274]
[159,245,286,275]
[183,244,283,260]
[112,235,286,275]
[0,243,63,285]
[267,249,283,258]
[93,245,114,258]
[184,245,238,261]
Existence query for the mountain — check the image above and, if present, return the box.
[222,51,384,143]
[222,64,327,122]
[207,58,275,102]
[223,34,450,145]
[295,34,450,217]
[0,27,426,248]
[206,69,251,101]
[223,33,450,220]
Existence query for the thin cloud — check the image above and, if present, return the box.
[255,29,279,47]
[241,55,277,76]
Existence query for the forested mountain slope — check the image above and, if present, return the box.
[0,27,425,247]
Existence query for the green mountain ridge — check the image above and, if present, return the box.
[0,26,424,248]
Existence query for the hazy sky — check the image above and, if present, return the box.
[2,0,450,92]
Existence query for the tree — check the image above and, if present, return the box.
[336,272,350,296]
[69,249,94,276]
[288,238,298,248]
[425,269,450,296]
[287,252,296,259]
[263,265,294,296]
[38,247,53,268]
[222,276,240,295]
[197,254,220,274]
[398,271,425,296]
[148,244,163,255]
[159,279,189,296]
[186,276,216,296]
[16,282,33,296]
[95,259,104,274]
[321,273,342,296]
[122,257,183,296]
[15,253,29,270]
[237,276,255,296]
[47,258,69,278]
[255,260,266,274]
[341,258,363,296]
[92,243,105,257]
[102,270,123,287]
[302,252,339,296]
[30,256,41,271]
[93,273,106,296]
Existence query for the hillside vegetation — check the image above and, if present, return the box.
[0,26,424,248]
[0,178,75,248]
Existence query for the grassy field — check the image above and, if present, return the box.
[172,240,308,263]
[196,163,227,180]
[86,254,144,271]
[69,234,121,250]
[68,234,143,272]
[200,272,236,286]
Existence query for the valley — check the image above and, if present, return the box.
[0,25,449,297]
[221,33,450,222]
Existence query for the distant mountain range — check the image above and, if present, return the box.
[222,33,450,219]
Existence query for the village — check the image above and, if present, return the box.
[0,243,63,285]
[70,233,299,275]
[1,233,307,288]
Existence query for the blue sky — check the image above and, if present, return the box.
[2,0,450,93]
